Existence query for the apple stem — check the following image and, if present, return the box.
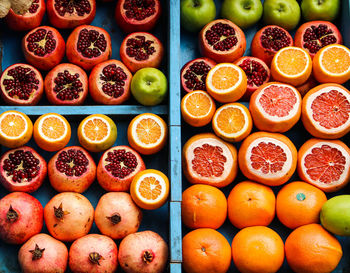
[318,0,323,4]
[193,0,200,7]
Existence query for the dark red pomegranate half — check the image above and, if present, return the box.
[5,0,46,31]
[115,0,161,33]
[251,25,293,66]
[0,146,47,193]
[46,0,96,29]
[22,26,65,71]
[0,63,44,106]
[294,21,343,58]
[97,145,146,192]
[89,59,132,105]
[181,57,216,93]
[66,25,112,71]
[44,63,88,105]
[120,32,164,73]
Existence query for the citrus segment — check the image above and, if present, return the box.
[82,118,109,142]
[40,116,67,141]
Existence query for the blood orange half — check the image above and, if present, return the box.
[302,83,350,139]
[298,138,350,192]
[250,82,302,133]
[238,132,297,186]
[183,133,238,188]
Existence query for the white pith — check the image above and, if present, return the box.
[319,45,350,76]
[0,112,27,139]
[274,47,310,78]
[207,64,243,94]
[38,114,67,142]
[135,172,167,203]
[183,91,214,118]
[81,116,111,143]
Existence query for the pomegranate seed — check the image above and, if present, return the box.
[303,24,337,54]
[105,149,138,179]
[183,61,211,91]
[261,27,291,52]
[100,64,127,98]
[29,0,40,13]
[54,0,92,17]
[123,0,156,21]
[126,35,155,61]
[53,70,83,101]
[205,23,238,52]
[26,28,57,57]
[239,59,268,87]
[77,29,107,58]
[55,149,89,177]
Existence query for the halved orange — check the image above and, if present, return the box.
[33,113,71,152]
[0,111,33,148]
[130,169,169,210]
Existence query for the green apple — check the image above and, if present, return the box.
[131,68,168,106]
[221,0,263,29]
[301,0,340,21]
[263,0,301,31]
[181,0,216,32]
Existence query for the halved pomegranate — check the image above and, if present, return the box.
[181,57,216,93]
[120,32,164,73]
[46,0,96,29]
[44,63,88,105]
[251,25,293,66]
[66,25,112,71]
[115,0,161,33]
[89,60,132,105]
[199,19,246,63]
[294,21,342,58]
[0,146,47,193]
[22,26,65,71]
[0,63,44,106]
[48,146,96,193]
[235,56,270,100]
[5,0,46,31]
[97,145,146,192]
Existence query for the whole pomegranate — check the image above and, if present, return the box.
[18,233,68,273]
[118,231,168,273]
[0,192,43,244]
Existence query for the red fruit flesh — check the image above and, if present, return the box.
[89,59,132,105]
[0,64,43,106]
[0,146,47,193]
[45,63,88,105]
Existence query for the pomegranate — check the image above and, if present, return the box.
[0,146,47,193]
[294,21,342,58]
[44,192,94,242]
[18,233,68,273]
[22,26,65,71]
[0,63,43,105]
[251,25,293,66]
[69,234,118,273]
[89,59,132,105]
[95,192,142,240]
[46,0,96,29]
[199,19,246,63]
[5,0,45,31]
[44,63,88,105]
[115,0,161,33]
[66,25,112,70]
[234,56,270,100]
[0,192,43,244]
[48,146,96,193]
[118,231,168,273]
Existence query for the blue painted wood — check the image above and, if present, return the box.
[169,126,182,202]
[170,201,182,263]
[170,262,182,273]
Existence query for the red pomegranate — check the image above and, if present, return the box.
[89,59,132,105]
[251,25,293,66]
[46,0,96,29]
[66,25,112,70]
[5,0,46,31]
[44,63,88,105]
[48,146,96,193]
[97,145,146,192]
[0,146,47,193]
[199,19,246,63]
[0,192,43,244]
[0,63,43,106]
[18,233,68,273]
[115,0,161,33]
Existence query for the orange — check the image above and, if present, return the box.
[182,184,227,229]
[206,63,247,103]
[285,224,342,273]
[276,181,327,229]
[232,226,284,273]
[181,90,216,127]
[33,113,71,152]
[212,102,252,142]
[183,228,231,273]
[271,46,312,86]
[227,181,276,229]
[130,169,169,210]
[0,111,33,148]
[313,44,350,84]
[127,113,168,155]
